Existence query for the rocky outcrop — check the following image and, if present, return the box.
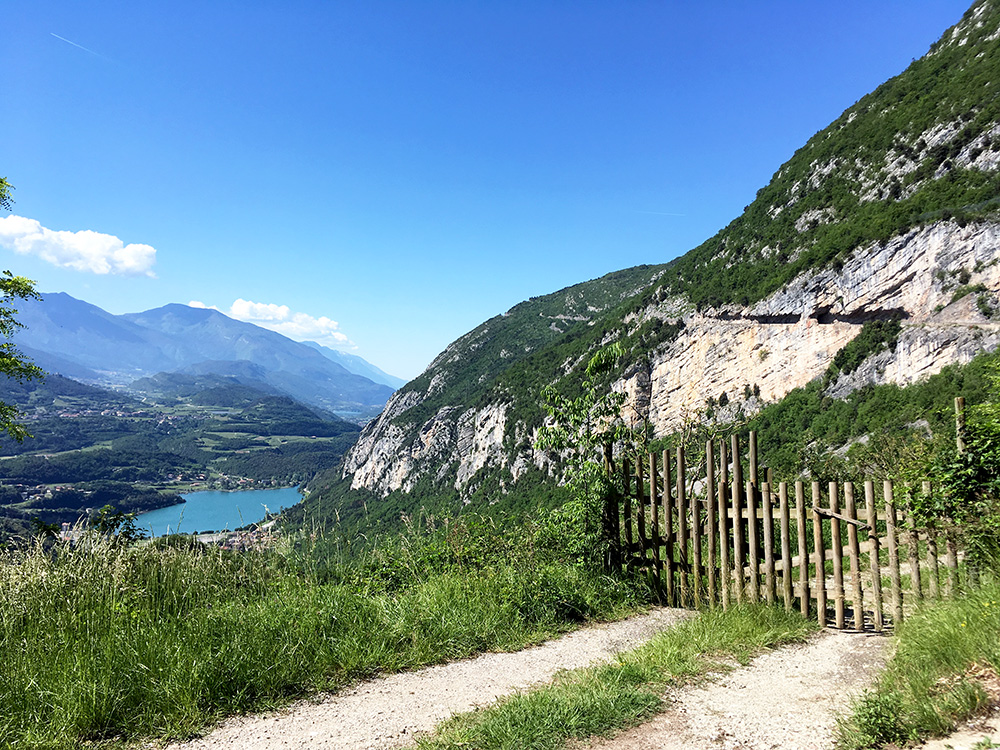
[344,397,512,498]
[621,221,1000,433]
[750,222,1000,323]
[641,314,858,430]
[827,317,1000,398]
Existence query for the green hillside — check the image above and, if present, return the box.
[666,1,1000,309]
[300,0,1000,529]
[399,264,670,427]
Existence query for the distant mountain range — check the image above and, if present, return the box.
[300,341,406,390]
[11,292,401,422]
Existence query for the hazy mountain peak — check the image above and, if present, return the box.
[11,292,397,422]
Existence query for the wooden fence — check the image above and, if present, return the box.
[613,432,965,630]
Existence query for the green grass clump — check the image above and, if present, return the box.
[419,604,816,750]
[838,579,1000,749]
[0,519,648,749]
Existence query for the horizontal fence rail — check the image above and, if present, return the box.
[614,432,965,630]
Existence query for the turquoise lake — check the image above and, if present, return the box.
[134,486,302,537]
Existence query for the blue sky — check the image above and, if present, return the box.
[0,1,972,379]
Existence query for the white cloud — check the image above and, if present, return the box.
[0,215,157,276]
[187,300,219,311]
[197,298,354,349]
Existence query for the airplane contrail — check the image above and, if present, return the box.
[51,33,103,58]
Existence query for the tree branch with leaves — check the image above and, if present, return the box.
[0,177,44,444]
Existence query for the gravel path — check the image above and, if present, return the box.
[167,608,693,750]
[161,608,1000,750]
[920,711,1000,750]
[583,629,889,750]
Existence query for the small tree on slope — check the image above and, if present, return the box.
[535,343,647,570]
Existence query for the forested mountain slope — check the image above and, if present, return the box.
[306,0,1000,522]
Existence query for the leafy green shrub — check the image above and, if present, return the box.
[825,318,902,385]
[840,690,910,748]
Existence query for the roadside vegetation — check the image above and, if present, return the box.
[838,580,1000,749]
[0,509,652,749]
[836,362,1000,748]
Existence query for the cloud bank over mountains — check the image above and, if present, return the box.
[0,215,357,355]
[189,298,354,350]
[0,215,157,276]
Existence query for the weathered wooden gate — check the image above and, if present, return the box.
[616,432,964,630]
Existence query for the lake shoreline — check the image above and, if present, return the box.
[135,486,303,537]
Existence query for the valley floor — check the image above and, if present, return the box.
[159,609,913,750]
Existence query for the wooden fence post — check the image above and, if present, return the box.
[747,479,760,602]
[779,482,793,611]
[946,531,959,597]
[718,441,731,611]
[636,458,647,569]
[865,480,884,632]
[676,445,689,607]
[763,481,777,605]
[885,481,904,625]
[622,458,633,555]
[905,487,923,602]
[813,481,826,626]
[830,481,845,630]
[732,440,745,604]
[649,451,662,601]
[844,482,864,631]
[731,435,744,603]
[795,480,809,617]
[690,455,703,607]
[955,396,978,588]
[706,440,717,606]
[662,450,674,607]
[749,431,763,573]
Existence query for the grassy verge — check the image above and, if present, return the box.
[418,604,817,750]
[0,517,648,749]
[838,578,1000,749]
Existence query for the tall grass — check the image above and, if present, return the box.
[0,519,647,749]
[838,576,1000,748]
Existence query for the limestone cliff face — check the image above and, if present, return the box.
[344,219,1000,500]
[343,384,516,497]
[629,221,1000,434]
